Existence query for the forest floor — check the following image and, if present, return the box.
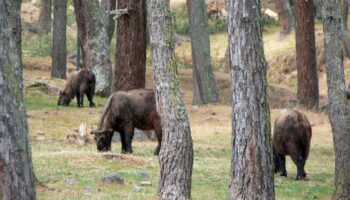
[21,1,346,199]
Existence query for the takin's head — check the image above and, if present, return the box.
[58,91,72,106]
[91,128,114,152]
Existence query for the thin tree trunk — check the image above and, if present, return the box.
[38,0,52,34]
[227,0,275,199]
[114,0,146,91]
[187,0,219,105]
[340,0,350,58]
[52,0,67,79]
[322,1,350,199]
[148,0,194,199]
[73,0,113,96]
[0,0,36,199]
[275,0,295,38]
[101,0,117,44]
[296,0,319,109]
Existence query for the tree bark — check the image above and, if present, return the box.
[148,0,194,199]
[73,0,113,96]
[322,1,350,199]
[275,0,295,38]
[8,0,22,62]
[187,0,219,105]
[101,0,116,44]
[52,0,67,79]
[38,0,52,34]
[340,0,350,58]
[114,0,147,91]
[296,0,319,109]
[0,0,36,199]
[227,0,275,199]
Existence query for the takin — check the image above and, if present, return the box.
[91,89,162,155]
[57,68,96,107]
[273,109,312,180]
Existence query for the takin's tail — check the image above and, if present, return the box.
[97,94,114,129]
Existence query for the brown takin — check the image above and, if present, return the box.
[91,89,162,155]
[57,68,96,107]
[273,110,312,180]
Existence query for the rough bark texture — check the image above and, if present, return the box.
[340,0,350,58]
[114,0,146,91]
[38,0,52,34]
[148,0,194,199]
[275,0,294,37]
[322,1,350,199]
[51,0,67,79]
[73,0,112,96]
[227,0,275,199]
[187,0,219,105]
[101,0,116,44]
[8,0,22,62]
[296,0,319,109]
[0,0,36,199]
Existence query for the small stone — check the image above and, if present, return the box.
[101,173,124,184]
[65,178,76,186]
[133,185,141,192]
[136,172,150,177]
[139,181,152,186]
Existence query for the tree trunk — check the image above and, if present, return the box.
[38,0,52,34]
[148,0,194,199]
[340,0,350,58]
[8,0,22,62]
[101,0,116,44]
[296,0,319,109]
[187,0,219,105]
[275,0,295,38]
[341,0,348,31]
[227,0,275,199]
[322,1,350,199]
[52,0,67,79]
[73,0,113,96]
[0,0,36,199]
[114,0,146,91]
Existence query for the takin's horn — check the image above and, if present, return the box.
[90,128,105,135]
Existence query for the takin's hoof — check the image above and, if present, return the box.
[90,103,96,107]
[280,172,287,177]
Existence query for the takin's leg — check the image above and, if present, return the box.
[75,92,82,107]
[290,152,305,180]
[279,154,287,177]
[273,151,281,174]
[119,131,127,154]
[86,85,95,107]
[124,123,134,154]
[154,124,162,155]
[79,85,86,107]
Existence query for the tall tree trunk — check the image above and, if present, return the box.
[187,0,219,105]
[340,0,350,58]
[275,0,295,38]
[52,0,67,79]
[101,0,116,44]
[227,0,275,199]
[38,0,52,34]
[8,0,22,62]
[341,0,348,31]
[73,0,113,96]
[114,0,146,91]
[296,0,319,109]
[322,1,350,199]
[0,0,36,199]
[148,0,194,199]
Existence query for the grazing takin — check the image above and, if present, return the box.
[91,89,162,155]
[273,110,312,180]
[57,68,96,107]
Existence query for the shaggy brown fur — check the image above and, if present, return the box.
[273,110,312,180]
[57,68,96,107]
[91,89,162,155]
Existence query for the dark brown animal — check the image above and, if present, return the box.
[91,89,162,155]
[273,110,312,180]
[58,68,96,107]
